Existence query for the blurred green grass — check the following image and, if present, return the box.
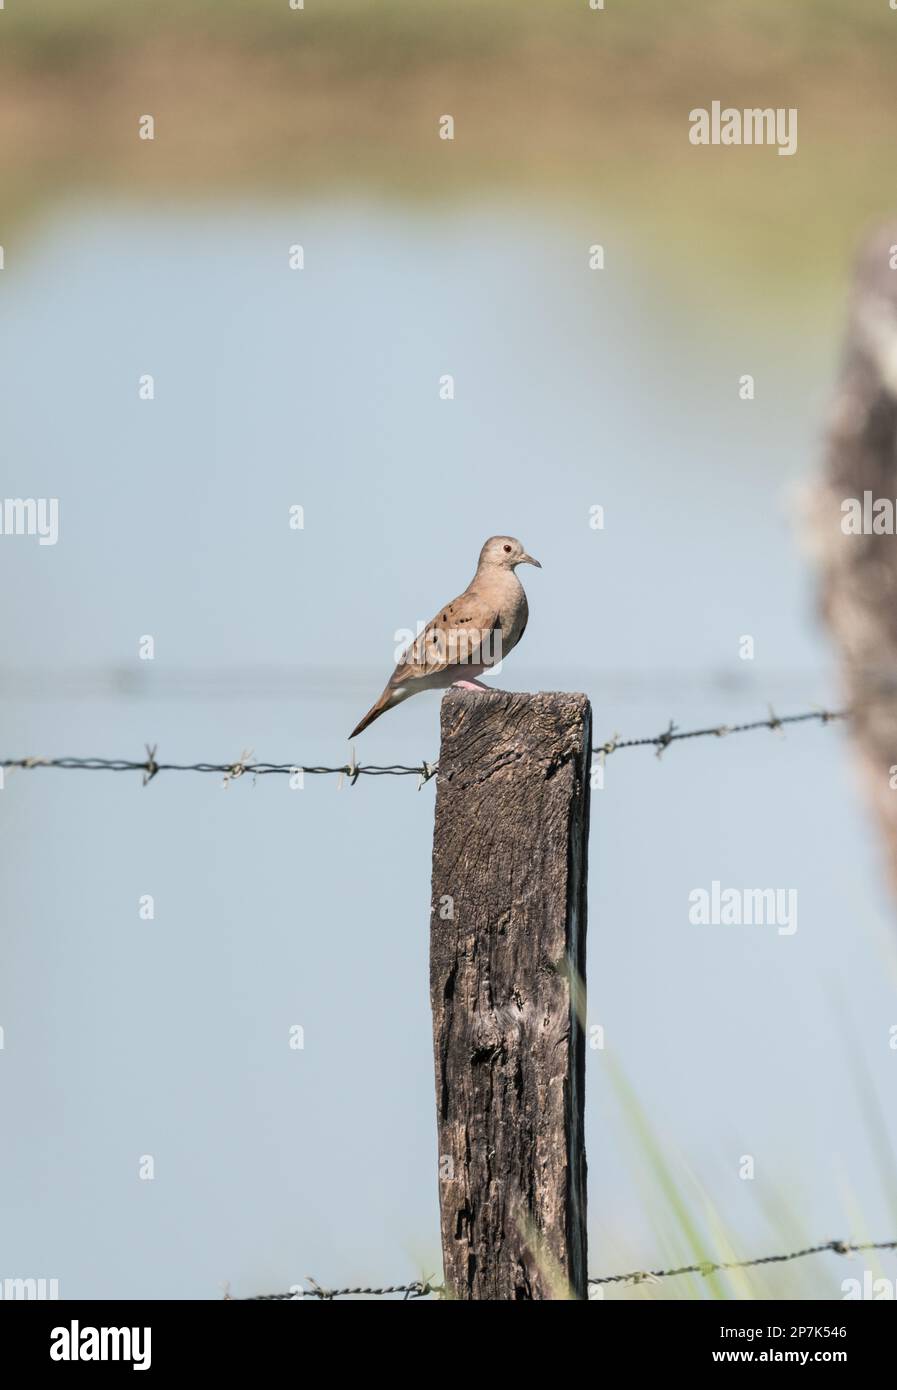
[2,0,896,290]
[603,1051,897,1301]
[3,0,895,67]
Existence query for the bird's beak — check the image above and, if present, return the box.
[521,554,542,568]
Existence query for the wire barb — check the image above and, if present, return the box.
[142,744,159,786]
[418,760,438,791]
[655,718,678,758]
[222,748,254,789]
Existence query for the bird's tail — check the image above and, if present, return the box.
[349,686,399,739]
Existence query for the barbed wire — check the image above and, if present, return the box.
[0,746,438,789]
[241,1277,440,1301]
[237,1235,896,1299]
[0,706,846,790]
[593,706,846,760]
[588,1236,897,1289]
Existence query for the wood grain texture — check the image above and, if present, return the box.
[429,688,591,1300]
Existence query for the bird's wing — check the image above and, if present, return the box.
[388,587,501,686]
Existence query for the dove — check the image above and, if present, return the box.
[349,535,541,738]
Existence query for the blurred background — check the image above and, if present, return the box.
[1,0,897,1299]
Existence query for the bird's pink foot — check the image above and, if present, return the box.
[452,678,490,691]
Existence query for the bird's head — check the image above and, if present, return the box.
[478,536,542,572]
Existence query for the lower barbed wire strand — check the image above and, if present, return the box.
[242,1279,441,1300]
[588,1236,897,1287]
[234,1234,896,1298]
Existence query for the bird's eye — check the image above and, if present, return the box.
[503,543,512,553]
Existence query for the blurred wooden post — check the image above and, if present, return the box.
[812,223,897,900]
[429,689,591,1300]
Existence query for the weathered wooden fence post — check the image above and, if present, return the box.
[429,688,591,1300]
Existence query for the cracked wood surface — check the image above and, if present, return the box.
[429,688,591,1300]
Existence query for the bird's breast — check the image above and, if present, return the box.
[497,582,528,656]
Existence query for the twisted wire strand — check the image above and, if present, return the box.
[237,1234,895,1299]
[0,706,846,787]
[587,1236,897,1288]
